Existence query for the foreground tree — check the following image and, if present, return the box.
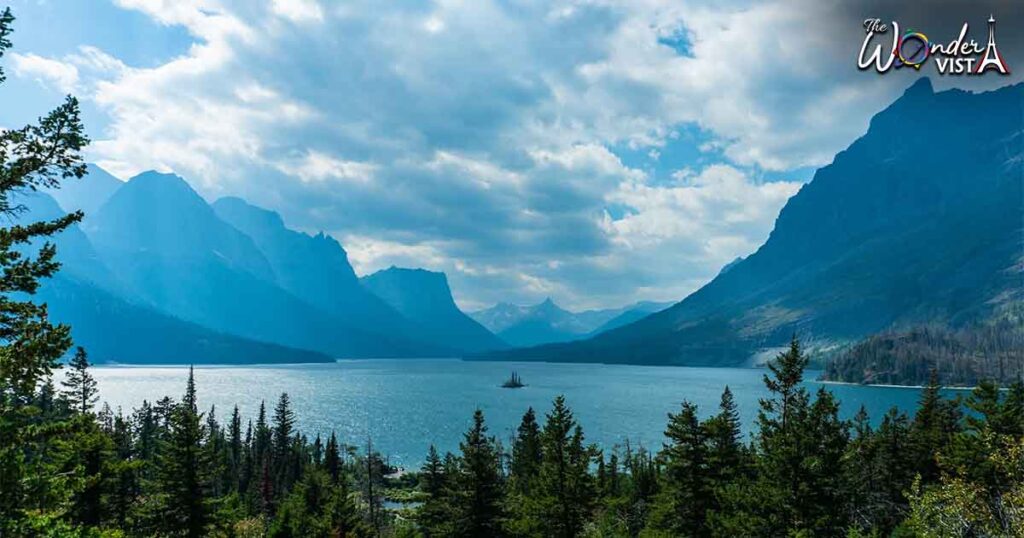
[533,396,594,538]
[147,367,214,537]
[0,7,89,532]
[645,401,710,536]
[453,409,504,537]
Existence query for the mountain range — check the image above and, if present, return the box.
[24,165,680,364]
[470,299,673,347]
[25,170,496,362]
[482,79,1024,367]
[24,78,1019,367]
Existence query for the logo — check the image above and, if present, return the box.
[858,15,1010,75]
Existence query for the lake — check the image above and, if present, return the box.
[85,359,929,468]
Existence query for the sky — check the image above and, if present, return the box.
[2,0,1022,311]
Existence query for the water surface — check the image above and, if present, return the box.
[87,359,928,468]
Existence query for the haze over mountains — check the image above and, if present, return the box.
[27,166,657,363]
[485,79,1024,366]
[470,299,672,347]
[28,170,469,362]
[23,79,1020,367]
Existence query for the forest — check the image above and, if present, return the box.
[824,322,1024,386]
[3,6,1024,537]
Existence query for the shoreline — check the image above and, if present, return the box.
[813,378,980,391]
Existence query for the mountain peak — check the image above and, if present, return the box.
[360,267,505,353]
[130,170,191,188]
[904,76,933,97]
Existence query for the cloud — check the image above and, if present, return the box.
[276,151,376,184]
[11,53,79,93]
[271,0,323,24]
[13,0,1022,309]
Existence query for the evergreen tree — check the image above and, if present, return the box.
[0,8,88,529]
[418,444,453,536]
[911,369,961,484]
[325,431,341,484]
[273,392,297,496]
[511,407,543,494]
[269,469,333,537]
[534,396,594,538]
[720,336,851,536]
[150,367,213,537]
[327,469,369,537]
[453,409,504,537]
[646,401,710,536]
[228,405,242,490]
[60,347,97,414]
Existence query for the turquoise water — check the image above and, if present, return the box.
[86,359,928,468]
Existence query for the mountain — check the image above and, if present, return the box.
[14,190,114,289]
[469,298,670,347]
[482,79,1024,366]
[13,190,331,364]
[211,197,425,339]
[588,301,674,335]
[86,171,444,358]
[470,299,589,347]
[360,267,506,353]
[47,163,123,217]
[38,274,332,364]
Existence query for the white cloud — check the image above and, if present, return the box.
[11,53,79,93]
[272,0,323,24]
[15,0,1017,309]
[277,151,376,184]
[342,235,450,276]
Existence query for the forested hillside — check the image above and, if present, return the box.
[824,322,1024,386]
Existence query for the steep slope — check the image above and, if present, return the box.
[38,274,333,364]
[485,79,1024,366]
[86,171,445,358]
[360,267,506,353]
[588,301,675,335]
[211,197,425,339]
[14,190,114,289]
[12,191,331,364]
[46,163,123,217]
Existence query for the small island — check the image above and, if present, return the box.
[501,371,525,388]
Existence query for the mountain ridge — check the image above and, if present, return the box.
[360,266,506,353]
[479,79,1024,366]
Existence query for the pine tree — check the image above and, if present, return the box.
[704,386,745,482]
[273,392,297,494]
[312,434,323,467]
[511,407,543,494]
[327,469,369,537]
[325,431,341,484]
[60,347,97,414]
[422,444,446,497]
[269,469,333,537]
[723,335,852,536]
[228,405,242,490]
[418,444,453,536]
[534,396,594,538]
[0,8,89,528]
[452,409,504,537]
[647,401,711,536]
[108,410,140,529]
[150,367,213,537]
[911,369,961,484]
